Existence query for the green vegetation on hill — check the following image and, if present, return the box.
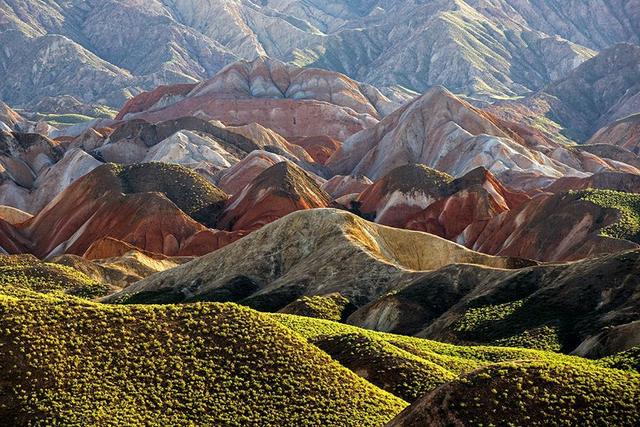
[276,315,639,425]
[598,346,640,372]
[29,105,117,125]
[577,189,640,242]
[0,257,636,426]
[0,255,108,298]
[0,288,404,426]
[272,314,619,401]
[279,294,354,321]
[382,164,453,194]
[30,113,95,125]
[392,361,639,426]
[113,162,229,226]
[274,314,583,367]
[382,249,639,355]
[314,333,456,402]
[454,298,562,351]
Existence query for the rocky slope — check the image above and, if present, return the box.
[328,86,583,185]
[349,249,640,358]
[0,101,23,130]
[403,167,529,240]
[217,162,332,232]
[97,116,260,164]
[460,190,640,262]
[0,163,230,258]
[339,164,640,262]
[53,247,193,291]
[0,114,325,213]
[353,165,529,229]
[352,165,455,227]
[544,171,640,194]
[490,43,640,144]
[0,131,103,213]
[215,150,292,195]
[290,136,343,165]
[322,174,373,199]
[107,209,529,309]
[587,113,640,154]
[116,57,396,140]
[0,0,236,107]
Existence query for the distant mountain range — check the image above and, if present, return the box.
[2,0,639,109]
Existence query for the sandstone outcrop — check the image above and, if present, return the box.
[463,192,639,262]
[3,163,230,259]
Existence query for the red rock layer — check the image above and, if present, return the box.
[179,229,248,257]
[405,168,529,240]
[463,192,638,262]
[544,171,640,194]
[217,162,331,232]
[0,219,29,254]
[588,114,640,155]
[216,150,290,195]
[115,83,197,120]
[115,57,392,140]
[322,175,373,199]
[354,164,455,227]
[11,165,209,258]
[126,98,370,140]
[290,136,343,165]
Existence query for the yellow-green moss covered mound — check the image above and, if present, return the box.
[0,289,405,426]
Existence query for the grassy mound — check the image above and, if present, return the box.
[275,315,638,426]
[274,314,579,367]
[390,361,639,426]
[314,334,455,402]
[0,288,404,426]
[0,255,108,298]
[577,189,640,242]
[279,293,354,321]
[598,346,640,372]
[273,314,608,399]
[114,162,229,227]
[454,298,562,351]
[381,164,453,194]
